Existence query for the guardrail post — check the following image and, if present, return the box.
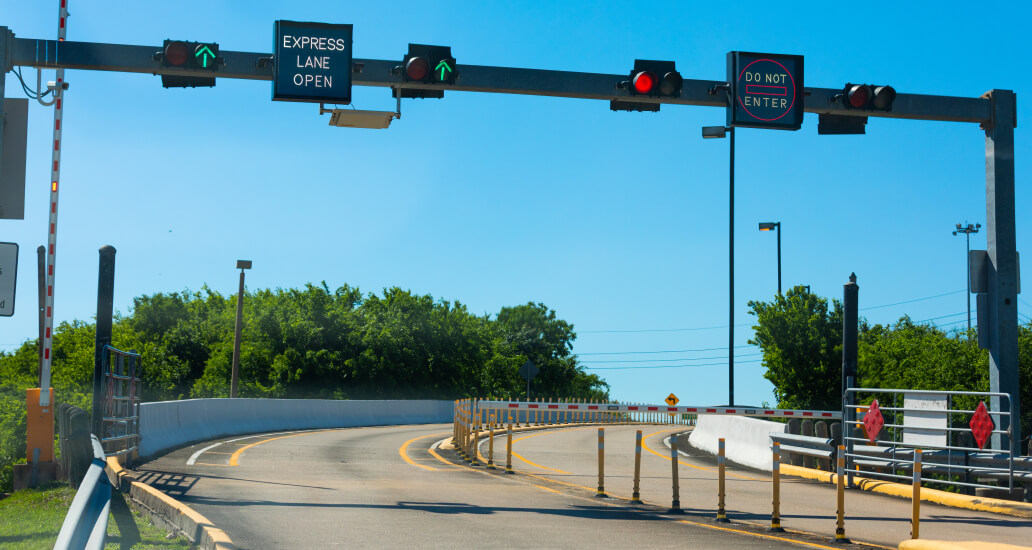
[596,428,607,497]
[716,438,729,522]
[911,449,922,539]
[669,434,683,513]
[505,422,514,473]
[631,429,643,504]
[770,442,783,532]
[835,445,849,544]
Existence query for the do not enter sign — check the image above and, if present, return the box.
[727,51,804,130]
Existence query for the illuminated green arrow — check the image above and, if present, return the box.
[195,45,215,68]
[435,59,452,81]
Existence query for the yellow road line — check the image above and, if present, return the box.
[534,484,565,495]
[399,432,451,471]
[229,431,330,466]
[677,519,888,550]
[507,427,600,474]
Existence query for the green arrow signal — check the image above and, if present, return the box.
[195,45,215,68]
[434,59,452,81]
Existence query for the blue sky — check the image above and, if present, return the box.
[1,1,1029,407]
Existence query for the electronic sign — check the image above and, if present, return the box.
[273,20,353,103]
[727,51,803,130]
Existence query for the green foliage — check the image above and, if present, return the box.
[748,286,843,410]
[0,283,607,492]
[749,287,1032,442]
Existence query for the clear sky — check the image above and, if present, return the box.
[1,1,1029,407]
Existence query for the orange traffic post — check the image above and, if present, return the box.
[770,442,784,532]
[835,445,849,543]
[471,399,480,465]
[596,428,607,497]
[631,429,643,504]
[716,438,729,522]
[505,422,514,474]
[911,449,922,539]
[669,433,683,513]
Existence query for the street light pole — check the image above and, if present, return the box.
[231,260,252,398]
[953,223,980,333]
[703,123,735,407]
[759,222,782,295]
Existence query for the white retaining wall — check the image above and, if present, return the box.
[687,414,786,471]
[139,398,454,458]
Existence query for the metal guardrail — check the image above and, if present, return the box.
[770,432,835,460]
[100,345,142,462]
[843,388,1019,492]
[54,435,111,550]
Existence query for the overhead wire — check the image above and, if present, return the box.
[580,352,763,364]
[585,359,764,371]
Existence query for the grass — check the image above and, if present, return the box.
[0,482,193,549]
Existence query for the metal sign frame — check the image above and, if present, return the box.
[0,27,1019,454]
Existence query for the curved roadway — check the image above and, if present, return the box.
[135,423,1030,549]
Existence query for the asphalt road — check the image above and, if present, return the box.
[135,423,1030,549]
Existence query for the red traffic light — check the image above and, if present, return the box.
[846,84,871,108]
[632,71,657,95]
[405,56,429,81]
[164,41,189,67]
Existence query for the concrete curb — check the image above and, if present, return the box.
[899,540,1032,550]
[106,457,236,550]
[779,463,1032,519]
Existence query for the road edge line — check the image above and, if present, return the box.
[107,457,236,550]
[779,463,1032,519]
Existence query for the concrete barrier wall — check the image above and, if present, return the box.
[686,414,786,471]
[139,399,453,458]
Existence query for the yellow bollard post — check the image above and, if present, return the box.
[669,433,683,513]
[505,422,514,474]
[596,428,607,497]
[487,421,496,469]
[536,398,542,426]
[770,442,784,532]
[716,438,729,522]
[631,429,643,504]
[911,449,922,539]
[472,399,480,465]
[835,445,849,543]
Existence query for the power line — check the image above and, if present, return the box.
[580,322,755,334]
[576,344,758,356]
[861,289,965,311]
[586,359,763,371]
[581,352,763,364]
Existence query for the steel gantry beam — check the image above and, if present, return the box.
[0,29,1019,454]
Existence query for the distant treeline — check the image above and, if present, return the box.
[0,283,608,491]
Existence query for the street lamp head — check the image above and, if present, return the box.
[702,125,729,139]
[236,260,252,270]
[758,222,777,231]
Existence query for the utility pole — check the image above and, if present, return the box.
[953,222,980,334]
[230,260,251,398]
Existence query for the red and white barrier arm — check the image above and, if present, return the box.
[476,400,841,419]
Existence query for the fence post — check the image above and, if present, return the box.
[911,449,922,539]
[631,429,643,504]
[716,438,729,522]
[669,434,683,513]
[596,428,606,497]
[835,444,849,543]
[505,422,514,474]
[771,442,783,532]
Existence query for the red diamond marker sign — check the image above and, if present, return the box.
[970,401,995,450]
[863,399,884,443]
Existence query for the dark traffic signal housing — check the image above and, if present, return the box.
[159,39,220,88]
[841,83,896,111]
[612,60,682,112]
[395,44,456,99]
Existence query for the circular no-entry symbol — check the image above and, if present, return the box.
[737,58,796,122]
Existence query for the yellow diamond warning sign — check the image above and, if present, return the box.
[665,393,679,406]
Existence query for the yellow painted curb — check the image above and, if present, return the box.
[899,540,1032,550]
[780,463,1032,519]
[107,457,236,550]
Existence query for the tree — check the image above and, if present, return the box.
[748,286,842,410]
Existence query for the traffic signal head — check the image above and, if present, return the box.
[404,56,429,81]
[163,40,189,67]
[613,60,680,112]
[632,70,657,94]
[842,83,896,111]
[397,44,455,99]
[659,71,683,96]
